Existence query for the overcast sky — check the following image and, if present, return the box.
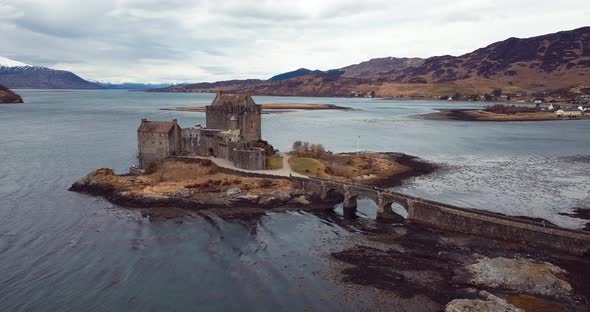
[0,0,588,83]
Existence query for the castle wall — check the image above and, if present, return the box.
[240,106,262,142]
[180,128,222,156]
[206,105,261,142]
[231,148,266,170]
[138,132,169,169]
[169,125,182,156]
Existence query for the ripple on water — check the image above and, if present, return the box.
[399,155,590,229]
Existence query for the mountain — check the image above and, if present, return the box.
[0,84,24,103]
[269,68,343,81]
[337,57,425,79]
[154,26,590,98]
[389,26,590,90]
[151,79,265,93]
[98,82,174,90]
[0,57,103,89]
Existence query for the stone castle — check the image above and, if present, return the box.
[137,91,266,170]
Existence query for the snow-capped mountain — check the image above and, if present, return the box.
[0,56,103,89]
[0,56,31,67]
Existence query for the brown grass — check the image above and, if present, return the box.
[291,153,411,183]
[89,160,294,197]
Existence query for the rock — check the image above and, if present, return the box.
[258,196,279,207]
[445,292,523,312]
[225,187,242,196]
[237,193,259,201]
[174,189,193,198]
[459,257,572,299]
[271,190,292,201]
[68,168,115,191]
[94,168,115,176]
[288,195,311,206]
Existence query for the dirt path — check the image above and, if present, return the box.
[177,153,306,178]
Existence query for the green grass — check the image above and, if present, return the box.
[266,155,284,170]
[288,157,327,177]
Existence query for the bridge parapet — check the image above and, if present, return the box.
[291,175,590,255]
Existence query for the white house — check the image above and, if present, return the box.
[556,108,583,117]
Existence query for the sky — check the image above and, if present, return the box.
[0,0,588,83]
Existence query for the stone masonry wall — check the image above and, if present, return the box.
[138,132,169,169]
[230,148,266,170]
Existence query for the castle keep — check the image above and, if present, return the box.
[137,91,266,170]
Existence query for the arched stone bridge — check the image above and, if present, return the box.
[291,176,590,256]
[170,156,590,256]
[320,179,415,220]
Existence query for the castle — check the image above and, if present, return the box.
[137,91,266,170]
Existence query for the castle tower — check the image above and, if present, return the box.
[205,90,262,142]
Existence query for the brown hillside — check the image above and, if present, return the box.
[338,57,425,79]
[392,26,590,91]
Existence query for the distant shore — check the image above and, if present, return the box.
[420,108,589,122]
[161,103,351,113]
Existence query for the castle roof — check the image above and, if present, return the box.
[138,120,177,133]
[211,91,256,107]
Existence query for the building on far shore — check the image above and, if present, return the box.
[555,108,584,118]
[137,91,266,170]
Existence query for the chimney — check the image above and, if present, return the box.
[172,119,177,124]
[215,89,222,97]
[245,90,251,97]
[141,118,147,123]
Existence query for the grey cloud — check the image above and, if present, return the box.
[0,0,587,83]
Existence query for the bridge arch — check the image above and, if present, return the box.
[379,201,409,223]
[322,188,345,202]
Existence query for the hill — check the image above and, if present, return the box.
[98,82,174,90]
[0,84,24,103]
[0,57,103,89]
[269,68,343,81]
[338,57,425,79]
[389,26,590,91]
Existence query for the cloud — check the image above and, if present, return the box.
[0,0,588,83]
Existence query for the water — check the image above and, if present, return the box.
[1,90,589,311]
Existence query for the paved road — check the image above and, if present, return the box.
[178,153,307,178]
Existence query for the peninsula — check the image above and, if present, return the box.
[422,104,589,122]
[0,84,23,103]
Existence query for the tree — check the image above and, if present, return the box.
[292,141,303,155]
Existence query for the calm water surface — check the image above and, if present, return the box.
[1,90,589,311]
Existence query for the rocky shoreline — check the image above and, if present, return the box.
[420,108,589,122]
[328,221,590,311]
[0,84,23,103]
[69,168,330,214]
